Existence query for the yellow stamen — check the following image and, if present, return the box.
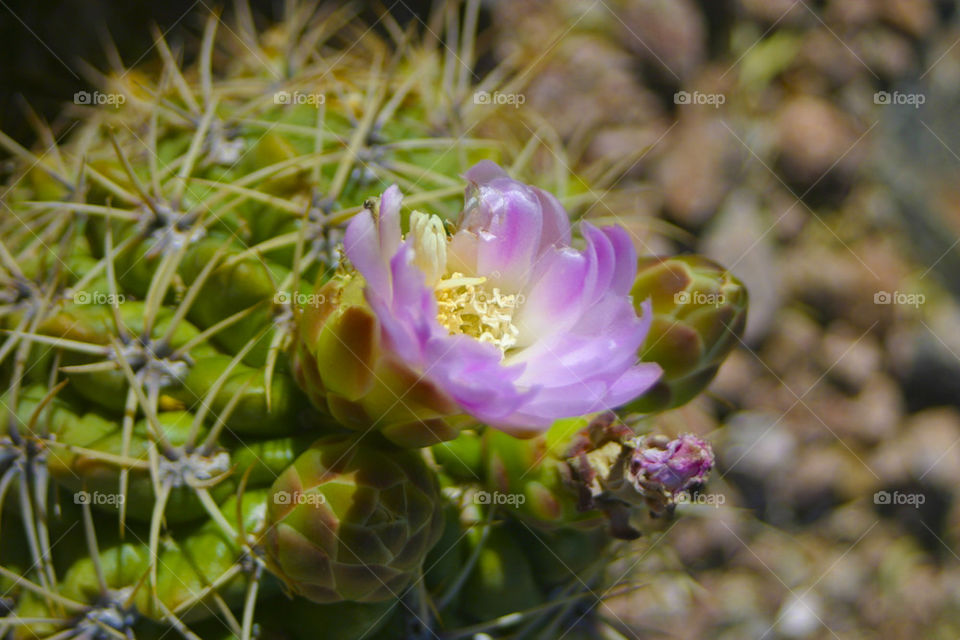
[435,272,521,353]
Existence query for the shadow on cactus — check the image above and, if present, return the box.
[0,2,746,639]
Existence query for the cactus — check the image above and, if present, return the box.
[0,3,746,639]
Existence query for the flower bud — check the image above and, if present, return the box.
[626,255,747,413]
[264,434,444,603]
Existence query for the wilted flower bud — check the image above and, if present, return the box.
[628,433,714,495]
[626,255,747,413]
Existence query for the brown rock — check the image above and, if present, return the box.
[825,0,881,27]
[854,27,918,79]
[586,122,673,179]
[904,408,960,489]
[800,28,865,84]
[657,116,732,226]
[763,308,823,378]
[850,374,902,443]
[615,0,707,80]
[882,0,935,38]
[522,35,659,139]
[820,322,883,392]
[776,95,860,183]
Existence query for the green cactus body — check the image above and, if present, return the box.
[459,525,543,623]
[12,490,271,639]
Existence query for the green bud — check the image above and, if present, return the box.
[627,255,747,413]
[264,434,444,603]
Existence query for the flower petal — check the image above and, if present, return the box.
[457,163,554,289]
[603,224,638,294]
[343,185,403,299]
[533,188,572,251]
[423,334,532,423]
[365,242,436,364]
[512,247,589,346]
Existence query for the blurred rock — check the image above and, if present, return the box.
[870,408,960,491]
[907,409,960,489]
[790,444,877,504]
[709,349,756,406]
[826,0,881,27]
[775,592,824,638]
[721,411,797,479]
[702,190,782,343]
[657,116,732,226]
[888,315,960,412]
[586,122,672,178]
[799,29,866,85]
[763,308,822,379]
[881,0,936,38]
[776,95,861,184]
[522,35,660,139]
[854,27,919,79]
[483,1,960,637]
[820,322,883,392]
[851,374,902,443]
[614,0,707,81]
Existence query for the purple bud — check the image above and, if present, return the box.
[629,433,714,494]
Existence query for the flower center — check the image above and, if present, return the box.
[408,211,522,353]
[435,273,521,353]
